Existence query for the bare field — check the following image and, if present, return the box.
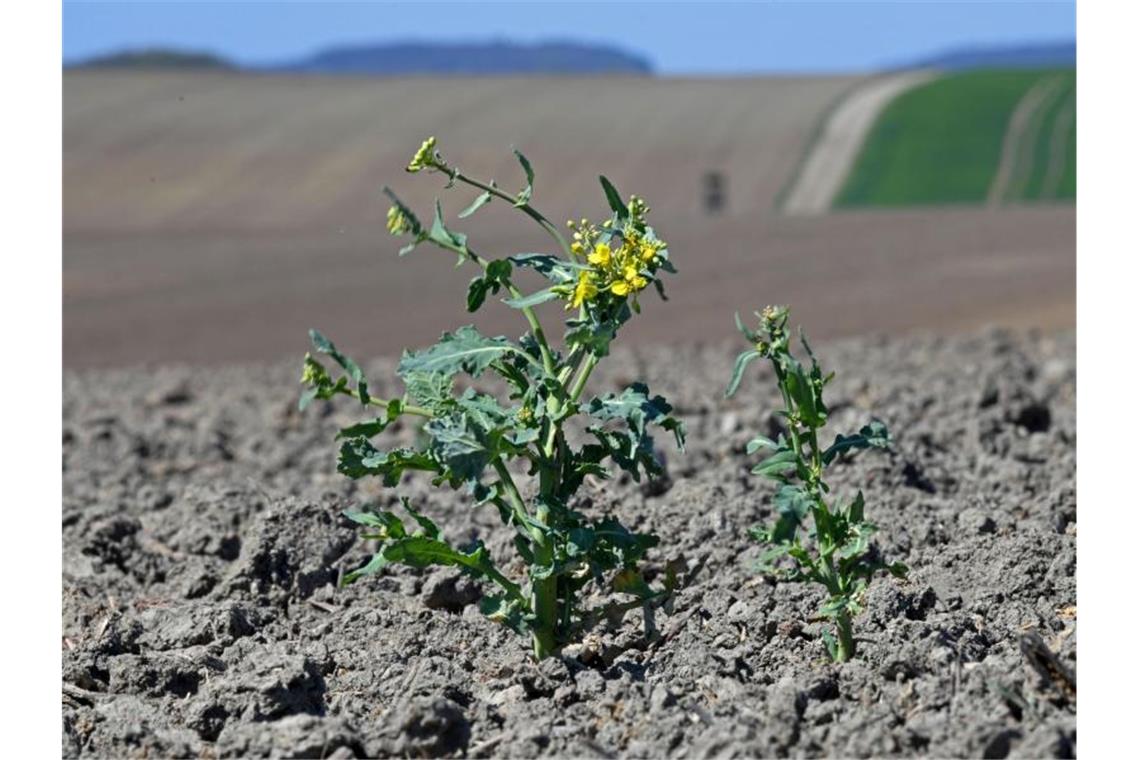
[65,71,856,232]
[63,71,1074,368]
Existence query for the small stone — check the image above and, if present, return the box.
[422,570,480,612]
[958,508,996,535]
[650,684,676,712]
[488,684,527,707]
[720,412,739,436]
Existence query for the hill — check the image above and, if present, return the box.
[895,41,1075,71]
[71,41,652,76]
[276,40,653,75]
[71,48,233,70]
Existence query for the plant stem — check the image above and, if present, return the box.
[835,611,855,662]
[464,246,557,377]
[340,388,434,418]
[452,171,577,263]
[568,353,600,403]
[493,459,538,539]
[530,461,560,659]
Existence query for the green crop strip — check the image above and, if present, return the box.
[836,69,1074,208]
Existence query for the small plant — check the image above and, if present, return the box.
[301,137,683,660]
[726,306,906,662]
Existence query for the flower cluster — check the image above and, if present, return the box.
[406,136,439,173]
[566,209,668,310]
[386,205,413,236]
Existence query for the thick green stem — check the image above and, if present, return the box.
[834,612,855,662]
[530,463,560,659]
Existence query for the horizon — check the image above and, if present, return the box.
[63,1,1075,76]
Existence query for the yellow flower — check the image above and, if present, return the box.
[639,239,662,263]
[386,205,412,236]
[571,271,598,308]
[570,241,584,255]
[610,264,648,297]
[406,136,437,173]
[587,242,612,267]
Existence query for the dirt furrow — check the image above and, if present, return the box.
[782,71,938,216]
[987,75,1064,206]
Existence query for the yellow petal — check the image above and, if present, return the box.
[610,281,630,296]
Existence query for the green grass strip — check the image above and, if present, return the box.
[836,69,1071,207]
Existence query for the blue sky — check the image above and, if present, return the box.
[63,1,1076,74]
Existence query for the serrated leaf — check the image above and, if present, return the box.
[398,326,518,379]
[480,594,529,634]
[585,383,686,480]
[508,254,587,284]
[822,420,891,464]
[338,438,437,485]
[400,497,441,540]
[770,484,812,542]
[310,329,370,405]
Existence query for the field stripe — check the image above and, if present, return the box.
[987,76,1065,206]
[1040,99,1075,199]
[782,70,937,216]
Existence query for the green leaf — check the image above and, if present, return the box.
[398,326,518,379]
[508,254,587,284]
[584,382,686,480]
[745,435,779,454]
[338,439,438,485]
[734,311,759,342]
[425,414,495,485]
[599,175,629,219]
[888,561,909,578]
[336,399,404,440]
[513,148,535,206]
[821,627,838,660]
[403,371,455,413]
[428,199,469,256]
[752,448,797,480]
[725,349,762,398]
[822,420,892,464]
[503,287,560,309]
[480,594,529,634]
[400,497,441,540]
[341,553,388,585]
[458,186,494,219]
[770,485,812,542]
[310,329,370,405]
[342,509,405,537]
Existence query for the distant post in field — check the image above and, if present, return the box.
[703,171,725,215]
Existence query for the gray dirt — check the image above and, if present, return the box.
[62,328,1076,758]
